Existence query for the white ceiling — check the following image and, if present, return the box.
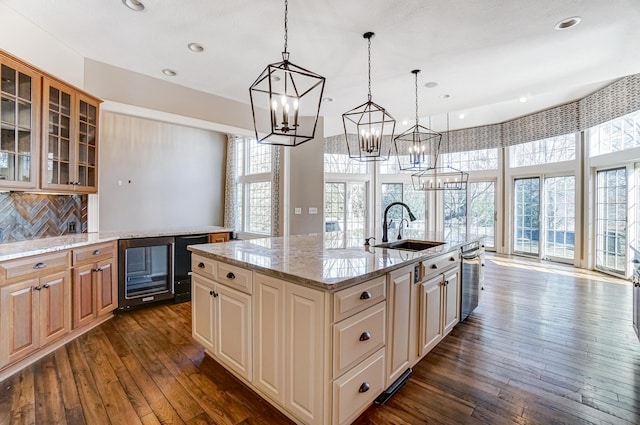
[4,0,640,136]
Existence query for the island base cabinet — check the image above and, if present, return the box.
[332,348,385,425]
[253,273,327,425]
[386,264,414,386]
[192,274,215,353]
[419,275,444,357]
[442,267,461,335]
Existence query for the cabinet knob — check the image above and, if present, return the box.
[358,382,370,393]
[34,285,42,291]
[359,291,372,300]
[226,272,235,280]
[198,262,205,269]
[359,331,371,342]
[33,262,46,269]
[93,249,101,255]
[444,280,449,286]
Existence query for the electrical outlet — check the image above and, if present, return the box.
[67,221,77,233]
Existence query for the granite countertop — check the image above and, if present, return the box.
[0,226,234,261]
[189,233,476,291]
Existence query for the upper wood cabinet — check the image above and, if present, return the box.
[41,77,100,193]
[0,52,41,190]
[0,49,100,194]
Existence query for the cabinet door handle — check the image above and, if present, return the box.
[210,290,215,296]
[359,331,371,341]
[198,262,205,269]
[359,291,372,300]
[34,285,42,291]
[444,280,449,286]
[358,382,370,393]
[43,284,50,289]
[213,291,219,298]
[226,272,235,280]
[93,268,103,272]
[93,249,101,255]
[33,262,46,269]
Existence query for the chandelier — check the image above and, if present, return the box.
[342,32,396,162]
[394,70,441,171]
[412,113,469,191]
[249,0,326,147]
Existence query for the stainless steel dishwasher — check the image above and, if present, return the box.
[461,240,485,321]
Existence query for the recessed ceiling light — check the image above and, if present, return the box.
[402,120,408,126]
[554,16,581,30]
[122,0,145,11]
[162,69,177,77]
[187,43,204,53]
[424,82,438,88]
[519,96,528,103]
[322,97,333,102]
[458,113,465,120]
[440,94,451,99]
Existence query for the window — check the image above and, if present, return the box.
[381,183,426,240]
[513,177,540,255]
[596,167,627,274]
[235,137,273,235]
[468,182,496,248]
[510,134,576,167]
[324,153,367,174]
[324,182,367,248]
[545,176,575,260]
[444,189,467,241]
[440,148,499,171]
[590,110,640,156]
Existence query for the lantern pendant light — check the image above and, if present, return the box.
[394,70,442,171]
[249,0,326,147]
[342,32,396,162]
[411,112,469,191]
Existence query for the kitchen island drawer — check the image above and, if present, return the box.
[332,348,385,425]
[333,302,385,378]
[422,250,460,277]
[216,262,252,294]
[333,276,386,322]
[192,255,216,280]
[0,251,70,282]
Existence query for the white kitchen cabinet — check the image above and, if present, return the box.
[633,277,639,341]
[419,274,444,356]
[442,267,461,335]
[386,264,414,386]
[191,273,252,382]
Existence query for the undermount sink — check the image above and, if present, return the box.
[374,240,444,251]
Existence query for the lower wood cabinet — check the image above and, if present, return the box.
[71,242,117,329]
[0,270,70,368]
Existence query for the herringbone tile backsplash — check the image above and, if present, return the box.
[0,193,87,243]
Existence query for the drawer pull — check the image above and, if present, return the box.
[358,382,370,393]
[449,257,456,261]
[431,264,438,269]
[359,291,372,300]
[226,272,235,280]
[359,331,371,342]
[93,249,101,255]
[33,262,46,269]
[198,262,205,269]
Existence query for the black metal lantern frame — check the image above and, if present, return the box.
[249,0,325,147]
[394,70,442,171]
[342,32,396,162]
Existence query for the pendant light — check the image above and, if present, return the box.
[342,32,396,162]
[249,0,326,147]
[411,113,469,190]
[394,70,442,171]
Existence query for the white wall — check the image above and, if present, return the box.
[99,112,226,231]
[0,3,84,87]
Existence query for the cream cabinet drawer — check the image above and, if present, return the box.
[0,250,70,282]
[423,250,460,277]
[333,276,386,322]
[216,262,253,294]
[332,348,385,425]
[192,255,216,280]
[333,302,385,378]
[72,242,115,265]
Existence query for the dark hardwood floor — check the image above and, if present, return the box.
[1,254,639,425]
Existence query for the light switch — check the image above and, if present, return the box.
[294,208,302,215]
[309,207,318,214]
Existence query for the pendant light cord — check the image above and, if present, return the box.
[283,0,288,54]
[367,35,372,102]
[415,72,419,125]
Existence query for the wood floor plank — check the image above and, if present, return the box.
[9,368,35,425]
[33,354,67,424]
[53,348,86,425]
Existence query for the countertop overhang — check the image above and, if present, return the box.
[0,226,234,261]
[189,233,475,291]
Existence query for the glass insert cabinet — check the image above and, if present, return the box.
[0,53,40,190]
[0,49,101,194]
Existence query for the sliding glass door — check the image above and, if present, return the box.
[513,177,540,255]
[595,168,627,274]
[544,176,576,260]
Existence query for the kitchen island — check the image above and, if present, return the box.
[189,233,478,425]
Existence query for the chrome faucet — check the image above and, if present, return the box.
[382,202,417,242]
